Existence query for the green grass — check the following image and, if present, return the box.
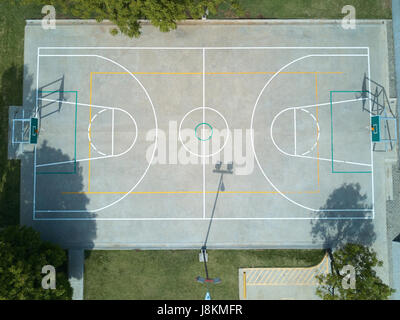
[0,1,43,227]
[0,1,77,228]
[0,0,392,228]
[84,249,325,300]
[211,0,392,19]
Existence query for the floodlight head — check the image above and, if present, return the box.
[206,277,221,284]
[215,161,222,170]
[196,276,222,284]
[227,162,234,172]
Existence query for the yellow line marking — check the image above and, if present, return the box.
[290,269,303,282]
[295,270,308,284]
[260,270,271,283]
[326,255,330,273]
[261,270,275,283]
[303,270,317,283]
[80,71,342,195]
[243,272,247,300]
[254,270,266,283]
[244,253,329,286]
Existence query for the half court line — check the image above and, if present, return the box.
[202,48,206,220]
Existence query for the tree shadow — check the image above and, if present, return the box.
[22,141,97,282]
[311,183,376,249]
[0,64,33,226]
[12,65,97,282]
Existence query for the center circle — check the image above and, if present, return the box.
[179,107,230,158]
[195,122,213,141]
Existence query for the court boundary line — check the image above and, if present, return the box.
[32,216,373,221]
[367,48,375,219]
[39,46,370,50]
[33,46,374,221]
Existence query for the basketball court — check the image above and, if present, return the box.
[15,20,396,253]
[31,46,379,220]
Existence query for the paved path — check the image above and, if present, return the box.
[68,249,84,300]
[392,0,400,163]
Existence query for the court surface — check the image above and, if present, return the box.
[20,20,393,255]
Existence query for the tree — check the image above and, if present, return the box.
[24,0,242,38]
[316,243,395,300]
[0,226,72,300]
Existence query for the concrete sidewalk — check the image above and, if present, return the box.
[68,249,84,300]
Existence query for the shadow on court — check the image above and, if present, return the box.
[310,183,376,249]
[27,140,96,281]
[37,75,65,120]
[0,64,35,227]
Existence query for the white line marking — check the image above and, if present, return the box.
[294,108,297,155]
[112,108,115,156]
[35,47,40,117]
[87,109,110,156]
[33,215,373,221]
[34,48,373,220]
[37,155,112,167]
[33,146,37,220]
[12,119,15,144]
[37,103,137,166]
[178,107,230,158]
[202,48,206,220]
[290,97,368,111]
[299,109,320,156]
[35,208,372,213]
[367,48,375,219]
[251,53,373,213]
[39,46,370,50]
[33,48,39,220]
[271,106,371,166]
[35,53,157,213]
[39,97,114,110]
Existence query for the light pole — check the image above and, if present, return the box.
[196,162,233,299]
